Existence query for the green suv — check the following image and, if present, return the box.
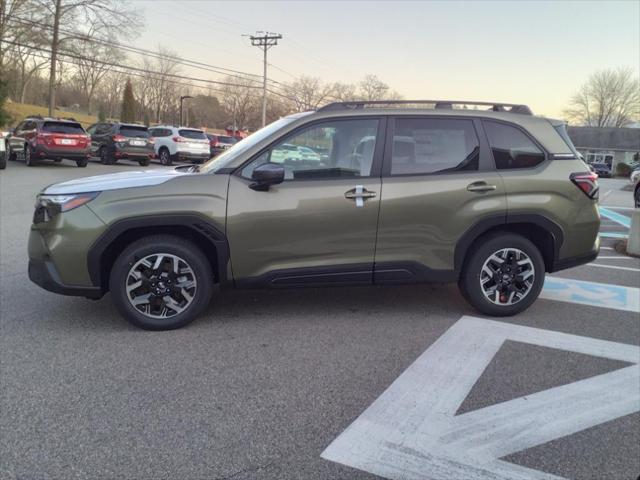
[28,100,600,330]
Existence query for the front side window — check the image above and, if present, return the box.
[241,119,379,180]
[484,121,545,169]
[390,118,479,175]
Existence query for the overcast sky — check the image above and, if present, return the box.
[133,0,640,118]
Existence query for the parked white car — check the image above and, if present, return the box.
[148,125,211,165]
[0,131,7,170]
[271,143,321,163]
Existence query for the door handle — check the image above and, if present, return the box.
[467,182,497,193]
[345,185,377,207]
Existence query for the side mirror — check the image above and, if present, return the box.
[250,162,285,191]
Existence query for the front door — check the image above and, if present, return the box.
[226,117,385,287]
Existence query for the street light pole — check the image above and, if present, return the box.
[179,95,193,126]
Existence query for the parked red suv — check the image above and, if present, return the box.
[5,117,90,167]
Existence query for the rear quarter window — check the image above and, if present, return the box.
[484,121,546,170]
[179,129,207,140]
[42,122,85,134]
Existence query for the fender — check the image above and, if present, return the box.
[87,213,230,290]
[453,213,564,273]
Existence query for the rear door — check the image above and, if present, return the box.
[375,116,506,282]
[226,117,385,286]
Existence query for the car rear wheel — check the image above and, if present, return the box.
[0,151,6,170]
[100,146,114,165]
[109,235,214,330]
[159,148,172,166]
[24,145,35,167]
[459,232,545,317]
[138,157,150,167]
[634,186,640,208]
[76,158,88,167]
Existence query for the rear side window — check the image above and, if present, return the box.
[42,122,84,134]
[119,126,148,138]
[179,129,207,140]
[484,121,545,169]
[390,118,479,175]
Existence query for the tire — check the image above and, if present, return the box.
[0,151,6,170]
[138,157,150,167]
[24,145,36,167]
[458,232,545,317]
[159,148,172,166]
[54,158,62,163]
[634,186,640,208]
[100,146,115,165]
[6,143,17,161]
[109,235,214,330]
[76,158,88,168]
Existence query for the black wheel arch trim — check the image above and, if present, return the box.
[454,213,565,273]
[87,213,230,291]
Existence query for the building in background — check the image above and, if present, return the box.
[568,126,640,171]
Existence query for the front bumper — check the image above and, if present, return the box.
[29,258,102,298]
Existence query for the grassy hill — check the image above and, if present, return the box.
[5,102,98,128]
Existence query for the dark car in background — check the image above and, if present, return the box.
[5,117,90,167]
[206,133,238,157]
[590,162,612,178]
[87,122,154,166]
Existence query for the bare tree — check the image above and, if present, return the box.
[330,82,359,102]
[287,75,333,111]
[221,76,258,132]
[358,74,389,101]
[0,0,38,69]
[33,0,141,115]
[140,47,181,123]
[7,25,49,102]
[99,70,127,119]
[564,67,640,127]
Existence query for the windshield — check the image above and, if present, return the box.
[199,116,298,173]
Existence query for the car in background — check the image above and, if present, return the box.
[87,122,154,166]
[149,126,210,165]
[0,131,7,169]
[5,117,89,167]
[631,167,640,207]
[589,162,611,178]
[207,134,238,157]
[270,143,321,164]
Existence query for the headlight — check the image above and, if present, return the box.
[35,192,99,222]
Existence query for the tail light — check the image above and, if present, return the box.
[173,136,187,143]
[112,134,126,142]
[209,137,218,147]
[36,133,53,145]
[571,172,599,199]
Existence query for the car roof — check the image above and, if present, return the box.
[26,116,80,124]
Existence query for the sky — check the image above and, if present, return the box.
[132,0,640,118]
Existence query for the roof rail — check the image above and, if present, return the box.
[317,100,533,115]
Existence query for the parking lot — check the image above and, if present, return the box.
[1,159,638,480]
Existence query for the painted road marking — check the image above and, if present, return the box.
[322,316,640,480]
[599,207,631,228]
[600,232,629,239]
[541,277,640,313]
[601,205,635,211]
[586,263,640,272]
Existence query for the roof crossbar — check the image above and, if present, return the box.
[318,100,533,115]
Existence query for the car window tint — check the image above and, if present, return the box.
[391,118,479,175]
[120,126,148,138]
[484,121,545,169]
[241,119,379,180]
[219,135,237,143]
[178,129,207,140]
[42,122,84,134]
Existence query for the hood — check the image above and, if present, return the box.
[43,168,192,195]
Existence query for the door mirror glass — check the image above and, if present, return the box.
[250,162,285,191]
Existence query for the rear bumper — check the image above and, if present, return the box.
[114,145,154,159]
[34,145,89,160]
[551,242,599,272]
[28,258,102,298]
[173,151,211,163]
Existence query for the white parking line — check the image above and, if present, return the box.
[599,247,615,251]
[322,316,640,480]
[587,263,640,272]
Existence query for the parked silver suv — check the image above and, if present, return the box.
[148,125,211,165]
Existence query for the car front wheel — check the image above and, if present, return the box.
[24,145,35,166]
[109,235,214,330]
[159,149,172,166]
[459,232,545,317]
[634,186,640,208]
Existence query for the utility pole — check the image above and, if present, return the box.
[249,32,282,127]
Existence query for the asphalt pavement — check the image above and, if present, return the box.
[1,158,638,480]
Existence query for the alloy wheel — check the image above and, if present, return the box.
[125,253,197,319]
[479,248,535,306]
